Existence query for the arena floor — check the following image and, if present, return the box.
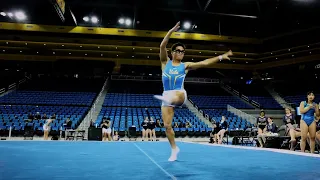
[0,141,319,180]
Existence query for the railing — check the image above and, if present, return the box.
[227,105,256,125]
[79,77,109,130]
[221,82,261,108]
[0,75,31,96]
[111,75,219,83]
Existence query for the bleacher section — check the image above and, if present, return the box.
[96,80,216,137]
[0,91,96,106]
[230,84,282,109]
[0,105,88,136]
[202,109,253,129]
[190,95,253,109]
[103,93,160,107]
[96,107,212,137]
[274,82,320,107]
[0,77,103,136]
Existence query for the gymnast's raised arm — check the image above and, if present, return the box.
[185,50,233,71]
[159,22,180,64]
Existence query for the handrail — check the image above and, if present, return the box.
[227,105,256,125]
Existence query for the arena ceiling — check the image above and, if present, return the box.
[0,0,319,71]
[1,0,319,38]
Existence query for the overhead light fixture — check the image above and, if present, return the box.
[83,16,89,22]
[69,53,71,55]
[0,12,6,16]
[53,52,55,54]
[183,22,191,29]
[125,19,132,26]
[80,46,82,48]
[7,12,13,17]
[118,18,125,24]
[91,16,98,23]
[101,54,103,56]
[15,11,26,20]
[85,54,87,56]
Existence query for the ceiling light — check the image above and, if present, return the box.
[83,16,89,22]
[147,56,149,58]
[0,12,6,16]
[53,52,55,54]
[101,54,103,56]
[80,46,82,48]
[125,19,132,26]
[118,18,125,24]
[62,45,64,46]
[25,43,27,45]
[20,51,22,53]
[246,62,248,64]
[44,44,46,46]
[36,52,39,54]
[91,16,98,23]
[233,61,235,63]
[260,61,263,63]
[199,52,201,54]
[116,55,119,57]
[6,42,8,44]
[98,46,100,48]
[183,22,191,29]
[3,50,5,52]
[15,11,26,20]
[132,56,134,58]
[150,49,152,50]
[7,12,13,17]
[85,54,87,56]
[69,53,71,55]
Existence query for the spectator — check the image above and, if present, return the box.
[141,117,149,141]
[113,131,119,141]
[185,121,192,128]
[257,110,267,136]
[35,112,41,120]
[257,117,278,148]
[42,114,48,119]
[148,117,156,141]
[283,108,300,150]
[28,113,34,120]
[217,116,228,144]
[101,117,111,141]
[173,122,179,128]
[156,119,163,128]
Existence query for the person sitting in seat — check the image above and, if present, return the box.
[156,119,163,128]
[217,116,228,144]
[113,131,119,141]
[257,117,278,148]
[209,120,218,144]
[283,108,301,150]
[185,121,192,128]
[173,122,179,128]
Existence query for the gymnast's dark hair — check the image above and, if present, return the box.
[171,42,186,51]
[306,91,315,102]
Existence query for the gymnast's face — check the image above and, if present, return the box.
[285,108,291,114]
[307,93,315,102]
[172,46,185,61]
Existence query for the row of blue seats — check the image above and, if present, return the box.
[189,95,254,109]
[0,91,96,106]
[248,96,282,109]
